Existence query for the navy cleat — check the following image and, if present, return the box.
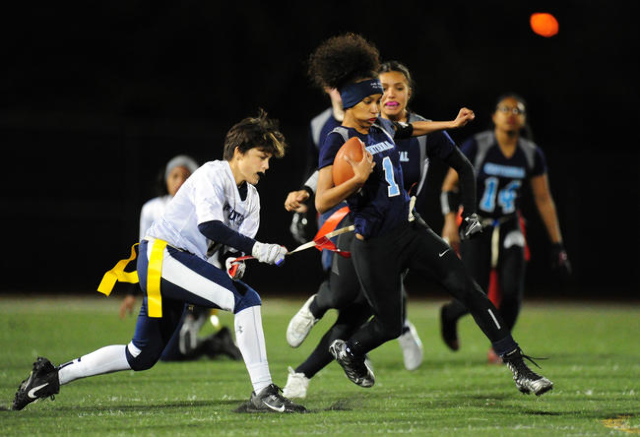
[502,348,553,396]
[13,357,60,410]
[248,384,307,413]
[329,339,375,388]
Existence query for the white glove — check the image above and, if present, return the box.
[252,242,287,265]
[225,257,246,280]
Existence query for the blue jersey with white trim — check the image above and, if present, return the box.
[319,117,410,239]
[461,131,547,220]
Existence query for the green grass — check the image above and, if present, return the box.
[1,295,639,436]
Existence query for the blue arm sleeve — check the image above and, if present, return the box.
[198,220,256,255]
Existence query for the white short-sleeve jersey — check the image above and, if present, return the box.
[146,160,260,260]
[139,195,172,240]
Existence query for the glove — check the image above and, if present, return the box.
[252,242,287,266]
[550,242,571,277]
[225,257,246,280]
[289,212,309,244]
[459,213,482,240]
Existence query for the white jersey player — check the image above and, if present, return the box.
[12,110,307,413]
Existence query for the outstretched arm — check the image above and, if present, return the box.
[410,108,475,136]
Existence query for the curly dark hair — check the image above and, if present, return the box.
[308,33,381,91]
[223,109,287,160]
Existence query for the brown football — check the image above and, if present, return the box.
[332,137,365,185]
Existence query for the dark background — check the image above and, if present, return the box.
[1,2,638,299]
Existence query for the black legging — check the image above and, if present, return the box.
[347,219,514,357]
[443,216,526,331]
[296,217,411,378]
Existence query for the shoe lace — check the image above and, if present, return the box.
[508,351,548,380]
[269,385,301,407]
[521,352,547,369]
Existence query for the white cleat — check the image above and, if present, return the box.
[286,295,318,348]
[283,366,310,399]
[398,320,423,371]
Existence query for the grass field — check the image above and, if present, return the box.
[1,295,638,436]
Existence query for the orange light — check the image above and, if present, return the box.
[530,13,559,38]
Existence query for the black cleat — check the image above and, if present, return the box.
[214,327,243,361]
[13,357,60,411]
[502,348,553,396]
[440,305,459,351]
[248,384,307,413]
[329,340,375,388]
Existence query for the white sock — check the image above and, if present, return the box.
[234,306,272,394]
[58,345,131,385]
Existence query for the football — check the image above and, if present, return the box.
[332,137,365,185]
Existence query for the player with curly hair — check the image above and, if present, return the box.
[297,33,553,396]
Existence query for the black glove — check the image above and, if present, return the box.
[459,213,482,240]
[550,242,572,277]
[289,212,309,244]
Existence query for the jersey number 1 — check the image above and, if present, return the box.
[382,157,400,197]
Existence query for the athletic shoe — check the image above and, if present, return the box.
[398,321,423,371]
[502,348,553,396]
[487,347,503,364]
[179,309,208,355]
[248,384,307,413]
[440,304,459,351]
[283,366,310,399]
[329,339,375,388]
[13,357,60,411]
[286,295,318,348]
[216,327,243,361]
[204,327,243,361]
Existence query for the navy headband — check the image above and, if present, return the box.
[340,79,384,109]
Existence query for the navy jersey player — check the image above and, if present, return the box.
[303,33,553,396]
[379,61,459,217]
[283,60,461,398]
[439,94,571,362]
[13,111,306,413]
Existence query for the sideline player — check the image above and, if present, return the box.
[439,93,571,362]
[12,110,306,413]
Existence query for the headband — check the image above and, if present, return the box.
[165,155,199,181]
[340,79,384,109]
